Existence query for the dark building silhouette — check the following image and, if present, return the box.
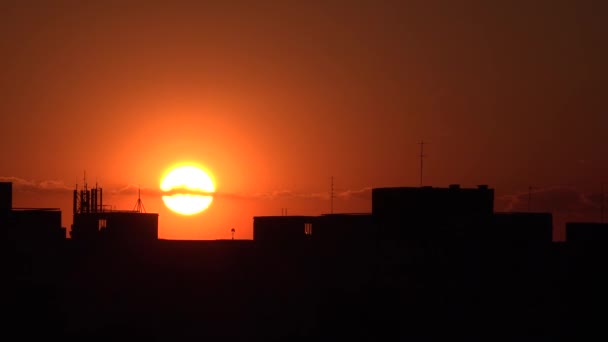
[562,222,608,339]
[314,213,374,243]
[372,184,495,242]
[0,182,10,227]
[70,183,158,242]
[253,213,374,245]
[7,179,605,339]
[72,211,159,241]
[6,208,64,242]
[0,181,65,244]
[493,212,553,246]
[253,184,556,247]
[565,222,608,245]
[253,215,316,243]
[0,181,11,211]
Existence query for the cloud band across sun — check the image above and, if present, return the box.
[160,165,215,215]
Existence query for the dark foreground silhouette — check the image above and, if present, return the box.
[4,236,607,340]
[3,182,607,340]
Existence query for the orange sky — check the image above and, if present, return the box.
[1,1,606,240]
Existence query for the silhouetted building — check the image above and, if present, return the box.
[493,212,553,246]
[315,213,375,243]
[253,213,374,245]
[0,182,65,243]
[253,215,317,243]
[372,184,494,242]
[0,181,11,212]
[0,182,11,228]
[72,211,159,242]
[255,185,499,245]
[7,208,64,242]
[70,183,158,242]
[565,222,608,245]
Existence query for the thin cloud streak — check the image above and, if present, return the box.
[0,176,72,194]
[0,176,373,202]
[496,186,603,214]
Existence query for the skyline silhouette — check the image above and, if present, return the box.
[3,179,608,339]
[1,173,605,242]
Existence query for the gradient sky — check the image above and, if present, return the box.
[1,1,605,241]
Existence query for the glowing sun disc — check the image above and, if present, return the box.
[161,165,215,215]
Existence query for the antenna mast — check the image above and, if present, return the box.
[133,187,146,213]
[419,141,426,186]
[331,176,334,214]
[602,183,605,223]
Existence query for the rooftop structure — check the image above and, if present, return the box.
[70,182,158,243]
[0,182,65,244]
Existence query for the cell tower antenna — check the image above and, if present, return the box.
[133,186,146,213]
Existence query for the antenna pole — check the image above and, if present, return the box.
[331,176,334,214]
[133,186,146,213]
[602,183,605,223]
[419,141,425,186]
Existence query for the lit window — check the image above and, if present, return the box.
[98,218,107,230]
[304,223,312,236]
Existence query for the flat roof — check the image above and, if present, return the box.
[11,207,61,211]
[320,213,372,216]
[75,211,158,216]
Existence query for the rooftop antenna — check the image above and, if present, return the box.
[419,141,427,187]
[601,183,605,223]
[133,186,146,213]
[331,176,334,214]
[528,185,534,212]
[231,228,235,240]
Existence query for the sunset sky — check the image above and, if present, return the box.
[0,1,605,241]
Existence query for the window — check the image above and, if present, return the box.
[98,218,107,230]
[304,223,312,236]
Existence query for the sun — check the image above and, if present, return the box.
[160,165,215,215]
